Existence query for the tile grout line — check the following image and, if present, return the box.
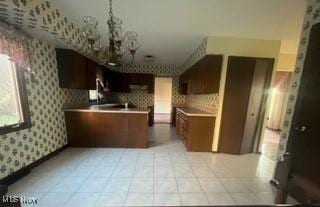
[188,155,210,206]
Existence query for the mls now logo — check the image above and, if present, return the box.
[2,195,38,205]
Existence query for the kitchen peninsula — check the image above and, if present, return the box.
[64,105,149,148]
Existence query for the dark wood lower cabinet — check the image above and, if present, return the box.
[65,111,148,148]
[175,108,215,152]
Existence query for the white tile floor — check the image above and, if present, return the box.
[8,124,291,206]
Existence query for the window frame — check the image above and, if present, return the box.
[0,63,31,135]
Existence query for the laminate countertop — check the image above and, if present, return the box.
[176,107,216,117]
[63,105,150,114]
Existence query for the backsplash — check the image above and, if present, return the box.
[0,39,88,180]
[185,94,219,113]
[181,38,220,112]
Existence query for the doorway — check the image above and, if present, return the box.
[219,56,274,154]
[260,71,292,161]
[154,77,172,124]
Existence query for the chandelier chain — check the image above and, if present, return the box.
[108,0,114,22]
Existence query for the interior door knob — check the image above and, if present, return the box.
[295,126,307,132]
[300,126,307,132]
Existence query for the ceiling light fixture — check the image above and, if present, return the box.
[81,0,140,67]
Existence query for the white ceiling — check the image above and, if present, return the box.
[51,0,307,65]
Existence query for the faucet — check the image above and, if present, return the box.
[124,95,129,109]
[96,78,105,104]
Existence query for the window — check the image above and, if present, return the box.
[0,54,31,134]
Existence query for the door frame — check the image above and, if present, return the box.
[154,77,173,123]
[252,59,275,153]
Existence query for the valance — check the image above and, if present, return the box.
[0,22,31,70]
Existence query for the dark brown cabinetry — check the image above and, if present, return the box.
[106,70,130,93]
[219,56,274,154]
[56,49,98,90]
[176,108,215,152]
[104,71,155,93]
[56,48,155,93]
[65,111,148,148]
[179,55,223,95]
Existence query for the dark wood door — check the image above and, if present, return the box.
[287,23,320,186]
[219,57,256,154]
[241,59,273,153]
[219,56,274,154]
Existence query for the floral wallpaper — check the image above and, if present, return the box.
[0,0,98,62]
[180,38,208,74]
[276,0,320,159]
[0,39,88,180]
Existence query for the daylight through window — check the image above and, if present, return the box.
[0,54,24,128]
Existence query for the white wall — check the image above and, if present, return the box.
[206,36,281,151]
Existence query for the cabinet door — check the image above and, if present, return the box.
[87,59,97,90]
[57,49,73,88]
[187,66,196,94]
[203,55,223,93]
[108,72,129,92]
[176,112,181,136]
[70,52,88,89]
[56,49,92,89]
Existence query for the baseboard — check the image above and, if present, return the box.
[0,145,68,187]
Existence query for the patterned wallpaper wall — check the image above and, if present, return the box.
[180,38,220,112]
[180,38,208,74]
[186,94,219,113]
[0,0,98,62]
[276,0,319,159]
[0,39,88,180]
[108,64,186,109]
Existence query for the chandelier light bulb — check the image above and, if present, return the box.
[81,0,140,66]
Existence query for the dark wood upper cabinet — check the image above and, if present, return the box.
[56,48,154,93]
[103,70,155,93]
[179,54,223,95]
[107,71,130,93]
[129,73,155,93]
[87,59,98,90]
[56,49,97,90]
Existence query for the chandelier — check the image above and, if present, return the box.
[81,0,140,66]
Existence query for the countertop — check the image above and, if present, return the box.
[176,107,216,117]
[63,105,150,114]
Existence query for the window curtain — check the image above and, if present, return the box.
[0,22,30,70]
[266,71,292,130]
